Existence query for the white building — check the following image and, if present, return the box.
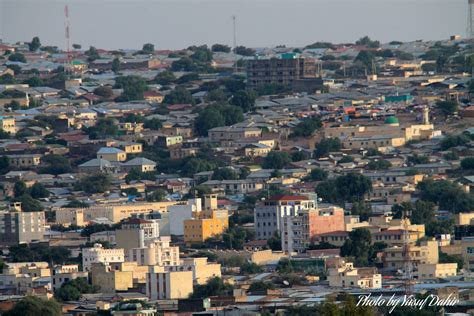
[254,195,315,240]
[128,237,180,266]
[82,244,125,272]
[168,198,201,235]
[327,262,382,289]
[51,264,88,290]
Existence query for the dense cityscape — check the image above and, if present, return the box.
[0,11,474,315]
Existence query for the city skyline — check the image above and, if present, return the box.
[0,0,468,50]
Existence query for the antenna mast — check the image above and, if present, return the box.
[232,15,238,73]
[469,0,474,39]
[64,5,71,73]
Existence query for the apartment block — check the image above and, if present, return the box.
[146,267,193,300]
[327,261,382,289]
[82,244,125,272]
[0,203,45,245]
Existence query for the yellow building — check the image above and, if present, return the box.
[55,201,177,225]
[117,142,143,154]
[184,194,228,245]
[97,147,127,162]
[245,143,272,157]
[456,213,474,226]
[0,116,15,134]
[179,257,222,285]
[382,240,439,271]
[328,261,382,289]
[416,263,457,279]
[461,237,474,272]
[146,267,193,300]
[91,262,133,293]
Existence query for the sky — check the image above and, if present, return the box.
[0,0,468,50]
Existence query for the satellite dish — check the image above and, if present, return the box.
[283,280,290,286]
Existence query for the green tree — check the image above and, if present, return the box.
[0,73,16,84]
[143,118,162,130]
[262,151,291,169]
[351,202,372,221]
[355,50,375,69]
[93,86,114,98]
[234,46,255,56]
[341,228,372,266]
[29,182,49,199]
[181,158,216,177]
[146,189,167,202]
[65,199,89,208]
[4,296,61,316]
[439,252,464,270]
[367,159,392,170]
[84,118,119,139]
[141,43,154,53]
[356,36,380,48]
[85,46,99,61]
[8,52,26,63]
[26,76,43,87]
[267,231,282,251]
[461,157,474,170]
[54,277,100,301]
[13,194,43,212]
[339,155,354,164]
[154,70,176,85]
[40,154,72,175]
[211,44,231,53]
[291,117,322,137]
[14,181,27,197]
[314,138,341,158]
[111,57,120,73]
[0,155,10,174]
[308,168,328,181]
[440,134,470,150]
[29,36,41,51]
[443,151,459,161]
[436,100,458,117]
[230,90,256,112]
[212,168,238,180]
[248,281,274,293]
[417,179,474,213]
[114,75,148,101]
[75,173,112,194]
[411,200,435,224]
[316,173,372,204]
[163,86,193,104]
[190,277,234,298]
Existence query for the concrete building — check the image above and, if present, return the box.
[115,218,160,255]
[128,237,180,266]
[146,267,193,300]
[183,194,229,245]
[51,264,88,290]
[178,257,221,285]
[7,154,42,168]
[82,244,125,272]
[168,198,201,236]
[0,203,45,245]
[416,263,457,279]
[328,261,382,289]
[0,116,15,134]
[97,147,127,162]
[254,195,316,240]
[208,126,262,143]
[90,262,133,293]
[55,201,177,226]
[461,237,474,272]
[381,240,439,271]
[246,54,318,90]
[281,206,345,253]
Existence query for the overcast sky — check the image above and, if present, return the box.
[0,0,468,50]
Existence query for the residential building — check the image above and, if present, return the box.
[7,154,42,168]
[121,157,156,173]
[82,244,125,272]
[0,116,15,134]
[246,54,318,89]
[128,238,180,266]
[0,203,45,245]
[178,257,221,285]
[97,147,127,162]
[146,267,193,300]
[168,199,201,235]
[90,262,133,294]
[327,261,382,289]
[254,195,316,240]
[51,264,88,290]
[115,218,160,255]
[281,206,345,253]
[416,263,457,279]
[208,126,262,142]
[461,237,474,272]
[381,240,439,271]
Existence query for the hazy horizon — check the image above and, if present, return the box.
[0,0,468,50]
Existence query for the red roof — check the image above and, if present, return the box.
[143,91,163,98]
[167,104,192,111]
[269,195,309,201]
[318,230,349,236]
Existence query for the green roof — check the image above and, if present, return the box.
[384,116,399,124]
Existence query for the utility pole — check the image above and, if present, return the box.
[64,5,71,75]
[232,15,237,73]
